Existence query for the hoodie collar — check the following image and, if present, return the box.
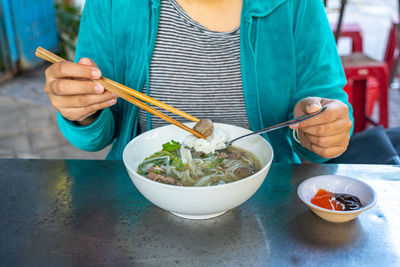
[150,0,288,18]
[242,0,288,18]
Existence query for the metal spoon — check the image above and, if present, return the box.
[226,106,327,147]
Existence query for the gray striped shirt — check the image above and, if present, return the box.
[139,0,249,133]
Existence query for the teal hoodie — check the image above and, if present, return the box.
[57,0,353,163]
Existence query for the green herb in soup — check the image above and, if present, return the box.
[137,140,261,186]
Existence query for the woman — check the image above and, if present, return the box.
[43,0,353,163]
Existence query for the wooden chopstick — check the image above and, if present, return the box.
[36,47,199,124]
[103,77,200,123]
[35,47,206,139]
[35,47,199,123]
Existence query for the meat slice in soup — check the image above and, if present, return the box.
[235,166,256,179]
[147,172,183,186]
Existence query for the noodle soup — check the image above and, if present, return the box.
[123,123,273,219]
[137,140,261,186]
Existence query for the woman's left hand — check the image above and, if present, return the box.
[289,97,353,159]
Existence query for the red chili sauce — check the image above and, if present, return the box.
[311,189,363,211]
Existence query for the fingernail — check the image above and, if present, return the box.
[112,93,118,98]
[290,123,299,129]
[94,83,104,94]
[307,103,321,112]
[92,68,101,79]
[108,98,117,105]
[79,58,90,65]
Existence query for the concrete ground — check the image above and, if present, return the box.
[0,0,399,159]
[0,63,109,159]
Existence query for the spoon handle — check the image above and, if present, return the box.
[228,106,327,145]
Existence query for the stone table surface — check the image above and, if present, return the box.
[0,159,399,266]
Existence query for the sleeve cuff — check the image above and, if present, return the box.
[57,108,115,151]
[290,129,329,163]
[58,109,108,132]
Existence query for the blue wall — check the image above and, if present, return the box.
[0,0,59,70]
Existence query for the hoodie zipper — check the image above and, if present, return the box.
[242,16,266,131]
[146,2,161,131]
[251,17,266,131]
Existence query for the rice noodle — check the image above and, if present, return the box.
[183,128,227,154]
[194,171,218,186]
[241,155,254,165]
[142,156,169,165]
[180,147,192,164]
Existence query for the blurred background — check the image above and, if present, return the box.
[0,0,399,160]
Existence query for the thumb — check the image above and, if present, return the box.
[290,97,324,129]
[78,57,99,68]
[299,97,322,114]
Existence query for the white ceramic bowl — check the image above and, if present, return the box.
[297,175,377,223]
[123,123,273,220]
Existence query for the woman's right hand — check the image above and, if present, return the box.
[44,58,118,126]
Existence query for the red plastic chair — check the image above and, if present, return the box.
[343,77,379,116]
[341,21,399,132]
[332,23,363,52]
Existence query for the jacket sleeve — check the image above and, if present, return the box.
[290,0,354,163]
[57,0,116,152]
